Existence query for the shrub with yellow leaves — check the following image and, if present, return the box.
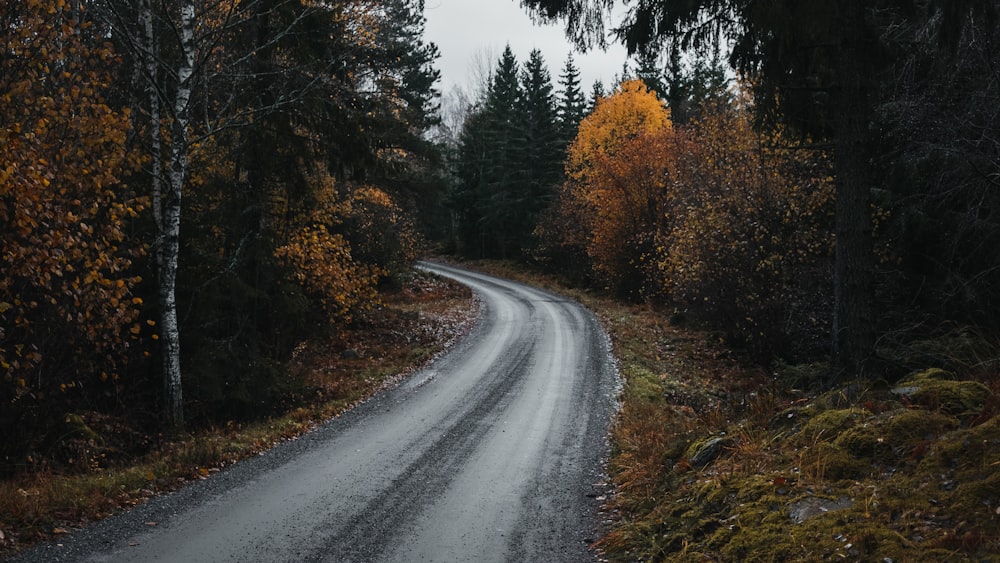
[657,104,834,357]
[0,2,145,403]
[271,173,384,323]
[274,225,381,323]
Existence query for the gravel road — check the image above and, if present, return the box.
[12,262,619,563]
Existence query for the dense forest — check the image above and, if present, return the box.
[2,0,1000,557]
[455,0,1000,375]
[1,0,446,474]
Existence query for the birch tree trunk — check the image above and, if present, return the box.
[140,0,162,238]
[137,0,185,431]
[105,0,329,431]
[160,0,196,432]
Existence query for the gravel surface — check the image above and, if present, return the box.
[11,262,620,563]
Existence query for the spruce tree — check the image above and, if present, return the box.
[452,46,523,258]
[634,48,667,100]
[481,46,523,258]
[519,49,563,252]
[588,80,606,112]
[556,54,587,148]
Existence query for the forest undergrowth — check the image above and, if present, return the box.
[0,271,477,558]
[467,260,1000,562]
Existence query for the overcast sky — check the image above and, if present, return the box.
[422,0,631,98]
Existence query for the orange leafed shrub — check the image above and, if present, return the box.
[657,105,834,355]
[272,173,382,322]
[0,2,145,399]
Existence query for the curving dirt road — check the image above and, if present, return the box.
[13,262,619,563]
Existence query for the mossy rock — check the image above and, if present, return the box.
[685,435,732,468]
[924,414,1000,470]
[798,440,868,481]
[813,441,869,480]
[893,369,992,417]
[833,409,960,465]
[794,407,869,446]
[903,367,954,382]
[834,425,895,463]
[954,470,1000,508]
[885,409,959,445]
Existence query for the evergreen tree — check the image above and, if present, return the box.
[519,49,563,249]
[664,47,686,122]
[634,48,667,100]
[588,80,606,112]
[556,54,587,147]
[374,0,442,157]
[452,47,566,259]
[453,106,491,256]
[662,43,729,124]
[481,45,524,258]
[452,46,523,258]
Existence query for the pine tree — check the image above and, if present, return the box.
[519,49,563,250]
[556,54,587,148]
[588,80,606,112]
[634,48,667,100]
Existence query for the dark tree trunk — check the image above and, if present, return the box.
[831,0,876,379]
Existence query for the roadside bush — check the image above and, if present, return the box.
[658,106,835,358]
[541,92,835,360]
[342,185,422,281]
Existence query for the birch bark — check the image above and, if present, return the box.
[153,0,196,432]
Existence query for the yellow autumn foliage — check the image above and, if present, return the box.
[273,225,381,322]
[556,79,674,296]
[0,1,144,395]
[547,88,834,355]
[566,79,672,184]
[271,172,386,322]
